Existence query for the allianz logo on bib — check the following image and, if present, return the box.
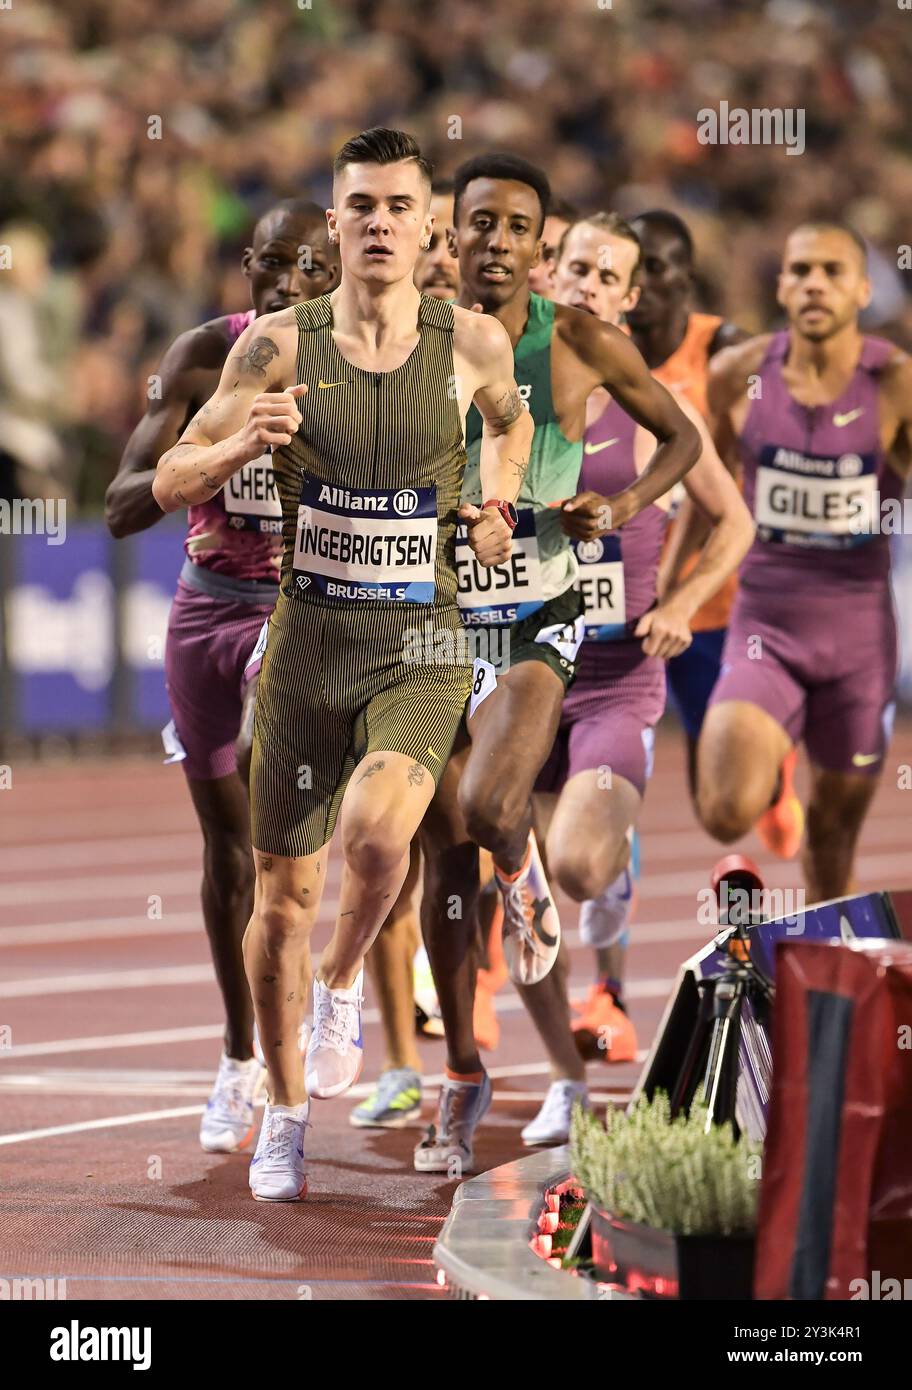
[317,484,419,516]
[50,1320,151,1370]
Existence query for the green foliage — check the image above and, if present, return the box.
[570,1091,762,1236]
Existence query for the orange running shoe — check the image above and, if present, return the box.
[571,984,638,1064]
[754,748,804,859]
[473,969,500,1051]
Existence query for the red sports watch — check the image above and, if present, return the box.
[482,498,518,531]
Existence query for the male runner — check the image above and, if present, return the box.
[517,213,752,1144]
[528,196,578,299]
[153,128,533,1202]
[564,209,751,1045]
[698,223,912,903]
[350,180,462,1131]
[414,180,459,300]
[105,200,338,1155]
[626,212,749,793]
[414,156,701,1174]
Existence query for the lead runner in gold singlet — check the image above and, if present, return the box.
[153,127,534,1202]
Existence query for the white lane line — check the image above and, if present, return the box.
[0,1060,644,1146]
[0,871,203,908]
[0,835,201,874]
[0,900,341,947]
[0,980,675,1061]
[0,965,216,998]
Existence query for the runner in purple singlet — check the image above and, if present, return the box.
[105,201,339,1153]
[698,222,912,902]
[516,214,753,1144]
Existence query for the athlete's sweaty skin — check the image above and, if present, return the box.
[154,153,534,1108]
[698,224,912,901]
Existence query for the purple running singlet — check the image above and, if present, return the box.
[709,332,900,775]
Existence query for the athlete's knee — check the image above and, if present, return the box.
[249,895,308,958]
[549,840,612,903]
[459,773,525,852]
[697,785,756,844]
[202,830,254,898]
[342,813,411,882]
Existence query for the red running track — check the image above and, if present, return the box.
[2,720,911,1299]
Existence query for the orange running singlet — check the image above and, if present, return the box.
[653,313,736,632]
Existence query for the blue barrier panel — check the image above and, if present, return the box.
[10,526,114,732]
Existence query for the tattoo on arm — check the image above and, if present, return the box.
[174,490,188,504]
[199,470,220,492]
[187,403,212,431]
[407,763,426,787]
[508,455,528,484]
[488,388,523,431]
[231,336,280,379]
[357,759,386,783]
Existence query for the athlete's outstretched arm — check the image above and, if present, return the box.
[152,320,300,514]
[454,309,534,566]
[562,318,700,538]
[642,398,754,658]
[105,327,223,537]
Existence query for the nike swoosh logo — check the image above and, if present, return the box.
[426,746,440,762]
[834,408,864,427]
[851,751,880,767]
[317,380,349,389]
[583,438,620,455]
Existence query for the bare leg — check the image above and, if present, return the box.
[803,764,880,902]
[243,847,328,1106]
[319,753,435,988]
[364,839,422,1073]
[696,700,791,842]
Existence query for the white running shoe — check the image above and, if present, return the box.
[305,971,364,1099]
[253,1018,312,1067]
[199,1053,265,1154]
[414,1073,492,1174]
[496,831,561,985]
[521,1080,589,1147]
[579,867,635,949]
[248,1102,309,1201]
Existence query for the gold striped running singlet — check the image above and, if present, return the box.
[249,293,474,857]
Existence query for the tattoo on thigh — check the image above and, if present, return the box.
[407,762,426,787]
[358,759,386,783]
[259,856,273,871]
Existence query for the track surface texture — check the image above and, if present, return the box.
[2,720,910,1300]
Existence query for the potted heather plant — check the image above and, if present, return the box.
[571,1091,761,1299]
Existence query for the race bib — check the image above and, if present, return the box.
[468,658,497,717]
[292,475,437,603]
[455,508,544,625]
[534,614,586,664]
[573,535,626,640]
[224,449,283,534]
[161,719,187,765]
[754,447,878,550]
[244,619,269,672]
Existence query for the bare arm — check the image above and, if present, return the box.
[105,328,218,537]
[454,309,534,567]
[151,321,301,514]
[561,318,700,538]
[653,396,754,622]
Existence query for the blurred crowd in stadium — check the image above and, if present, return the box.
[2,0,911,508]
